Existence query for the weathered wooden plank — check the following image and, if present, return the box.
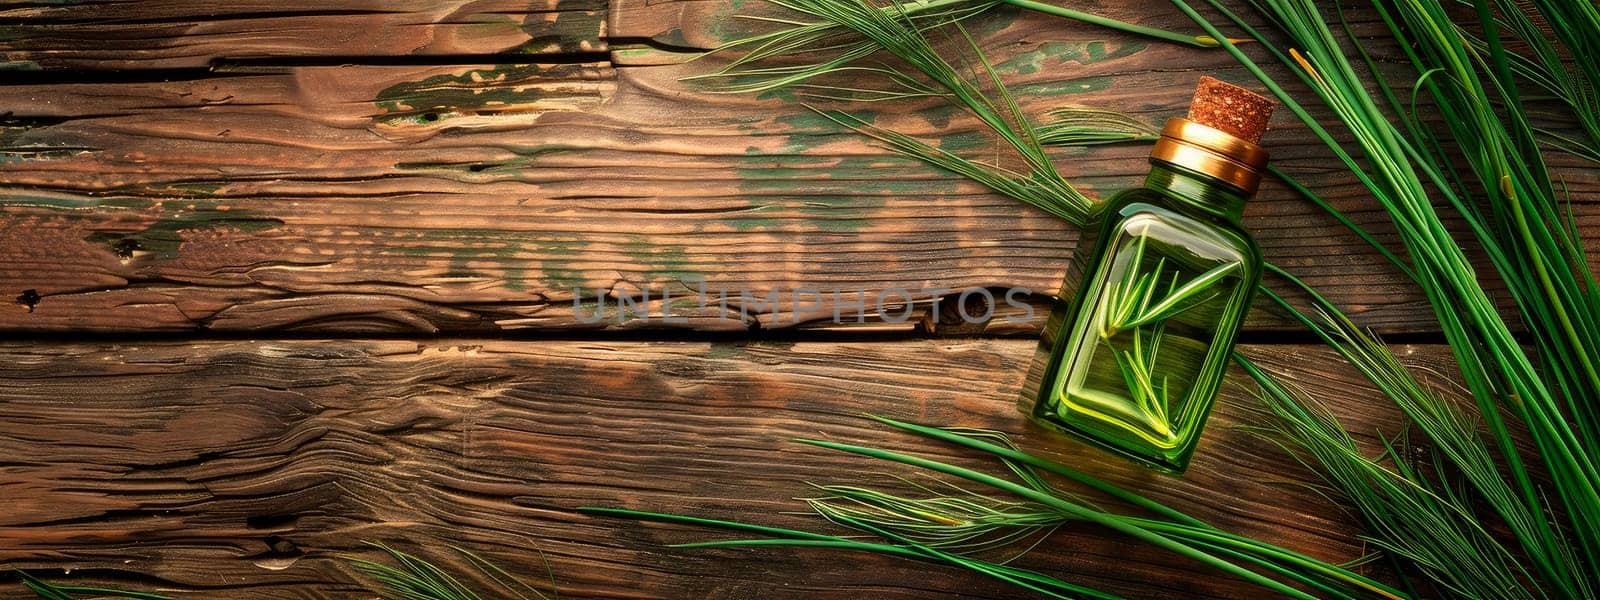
[0,338,1435,598]
[0,61,1549,335]
[0,0,607,70]
[3,3,1591,334]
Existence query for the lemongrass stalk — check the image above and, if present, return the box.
[1265,168,1415,282]
[795,438,1326,600]
[1233,354,1541,598]
[869,363,1406,597]
[693,0,1226,97]
[1260,257,1583,599]
[832,514,1112,599]
[1127,519,1402,600]
[579,507,1117,599]
[1175,536,1357,600]
[678,539,1100,600]
[588,415,1407,598]
[13,571,169,600]
[1454,0,1600,428]
[681,0,1592,595]
[995,0,1226,47]
[1350,0,1600,574]
[881,411,1402,598]
[1172,0,1600,579]
[862,415,1204,527]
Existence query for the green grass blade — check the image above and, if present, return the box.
[12,571,168,600]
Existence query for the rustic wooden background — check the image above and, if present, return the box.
[0,0,1594,597]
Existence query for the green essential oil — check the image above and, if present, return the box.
[1021,78,1273,473]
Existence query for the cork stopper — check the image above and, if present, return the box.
[1185,76,1273,144]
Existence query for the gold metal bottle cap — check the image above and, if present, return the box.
[1150,118,1269,194]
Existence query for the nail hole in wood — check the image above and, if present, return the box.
[17,289,39,313]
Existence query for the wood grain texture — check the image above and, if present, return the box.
[1,1,1592,599]
[0,0,607,70]
[6,2,1592,334]
[0,338,1438,598]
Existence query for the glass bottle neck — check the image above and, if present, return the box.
[1142,162,1249,224]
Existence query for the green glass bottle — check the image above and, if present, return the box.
[1021,77,1273,473]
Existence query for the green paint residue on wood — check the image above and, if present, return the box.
[536,237,587,289]
[72,199,285,260]
[126,181,227,198]
[972,4,1022,37]
[917,103,963,129]
[512,144,579,158]
[938,130,989,152]
[454,13,527,50]
[772,110,879,153]
[732,151,955,232]
[755,87,798,103]
[653,28,692,49]
[625,236,702,282]
[372,64,587,125]
[1,115,90,163]
[993,40,1147,76]
[777,110,879,130]
[0,26,27,43]
[0,194,86,209]
[518,0,605,54]
[409,230,710,295]
[396,230,592,292]
[394,144,579,175]
[705,343,746,360]
[610,44,699,64]
[654,292,713,320]
[1014,75,1116,96]
[707,0,756,43]
[375,64,547,110]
